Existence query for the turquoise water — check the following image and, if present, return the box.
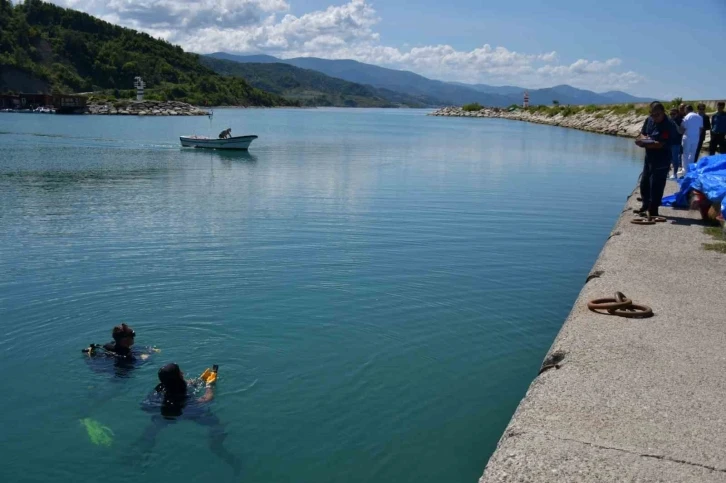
[0,108,642,482]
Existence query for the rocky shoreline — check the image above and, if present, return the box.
[429,106,713,147]
[87,100,210,116]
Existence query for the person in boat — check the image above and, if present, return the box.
[219,128,232,139]
[137,363,241,474]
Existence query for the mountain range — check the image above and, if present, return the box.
[209,52,653,108]
[199,56,428,107]
[0,0,652,110]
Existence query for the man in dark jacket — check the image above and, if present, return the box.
[710,101,726,155]
[635,103,678,217]
[668,107,683,179]
[696,103,711,161]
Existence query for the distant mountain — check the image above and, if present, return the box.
[451,82,653,105]
[201,57,424,107]
[448,82,524,96]
[208,52,512,107]
[208,52,653,107]
[599,90,653,103]
[210,53,280,64]
[527,85,653,105]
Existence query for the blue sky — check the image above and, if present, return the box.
[50,0,724,98]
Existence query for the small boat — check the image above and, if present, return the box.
[180,135,258,150]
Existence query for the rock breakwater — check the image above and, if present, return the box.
[87,100,210,116]
[429,106,649,138]
[430,106,717,149]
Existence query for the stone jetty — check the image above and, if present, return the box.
[429,106,713,148]
[87,100,210,116]
[479,183,726,482]
[430,105,647,138]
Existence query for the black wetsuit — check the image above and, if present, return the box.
[696,113,711,162]
[86,342,153,378]
[102,342,132,359]
[138,385,240,473]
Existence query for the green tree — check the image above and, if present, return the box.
[0,0,295,106]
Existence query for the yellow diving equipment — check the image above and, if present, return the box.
[199,364,219,385]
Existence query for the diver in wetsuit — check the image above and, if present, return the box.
[103,324,142,359]
[85,323,155,361]
[138,363,240,474]
[84,323,157,378]
[80,324,159,437]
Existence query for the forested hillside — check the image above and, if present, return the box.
[201,57,419,107]
[0,0,295,106]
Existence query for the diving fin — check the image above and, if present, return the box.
[80,418,114,447]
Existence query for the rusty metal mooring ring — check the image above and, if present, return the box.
[608,304,653,318]
[587,295,633,311]
[631,218,656,225]
[588,292,654,318]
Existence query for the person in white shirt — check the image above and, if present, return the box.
[679,105,703,176]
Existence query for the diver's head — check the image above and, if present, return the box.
[112,323,135,348]
[158,363,187,395]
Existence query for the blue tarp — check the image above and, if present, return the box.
[662,154,726,217]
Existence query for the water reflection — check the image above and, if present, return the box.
[180,148,258,164]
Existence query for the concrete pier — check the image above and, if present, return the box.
[479,184,726,482]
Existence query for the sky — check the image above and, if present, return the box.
[46,0,725,98]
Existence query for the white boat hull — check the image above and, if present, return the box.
[180,135,258,150]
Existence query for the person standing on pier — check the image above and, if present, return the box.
[695,104,711,162]
[635,103,678,217]
[668,107,683,179]
[710,101,726,155]
[679,105,703,175]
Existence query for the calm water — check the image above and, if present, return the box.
[0,108,642,483]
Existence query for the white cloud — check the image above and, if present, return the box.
[47,0,644,91]
[54,0,289,30]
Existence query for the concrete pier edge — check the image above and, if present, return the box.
[479,183,726,482]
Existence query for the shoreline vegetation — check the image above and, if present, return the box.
[429,101,717,150]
